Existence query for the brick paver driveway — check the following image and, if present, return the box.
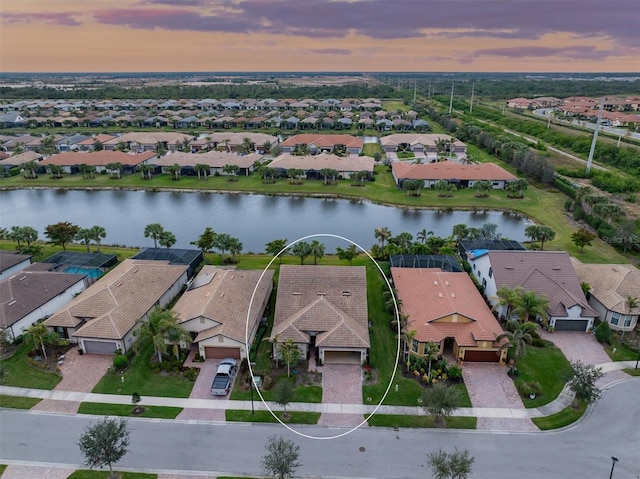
[31,348,112,414]
[317,363,364,427]
[540,330,628,386]
[462,362,537,432]
[1,465,75,479]
[177,359,227,421]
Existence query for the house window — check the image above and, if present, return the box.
[623,315,633,327]
[482,278,487,288]
[472,263,476,270]
[412,339,419,352]
[488,267,493,278]
[611,312,620,325]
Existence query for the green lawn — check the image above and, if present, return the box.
[532,401,587,430]
[514,344,573,408]
[91,343,194,398]
[0,395,41,409]
[0,465,6,476]
[623,368,640,376]
[361,142,383,158]
[604,334,640,361]
[225,409,320,424]
[366,414,477,429]
[231,385,322,403]
[0,343,61,389]
[77,402,182,419]
[67,471,156,479]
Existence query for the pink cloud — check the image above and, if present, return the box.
[3,12,81,26]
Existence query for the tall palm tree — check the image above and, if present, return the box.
[144,223,164,248]
[26,322,50,361]
[497,322,537,369]
[76,228,93,252]
[374,227,392,249]
[403,328,417,363]
[513,290,549,324]
[89,225,106,252]
[310,240,325,265]
[278,339,302,377]
[158,230,176,248]
[194,163,209,181]
[416,228,433,244]
[133,307,181,364]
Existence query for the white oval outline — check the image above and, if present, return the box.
[245,233,401,440]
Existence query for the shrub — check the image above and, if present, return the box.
[113,354,128,370]
[531,337,546,348]
[517,381,542,398]
[594,321,611,344]
[262,374,274,390]
[447,365,462,380]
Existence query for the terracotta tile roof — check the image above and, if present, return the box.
[571,259,640,314]
[391,268,503,345]
[77,134,117,145]
[102,132,193,146]
[1,271,85,328]
[269,153,374,173]
[280,134,363,148]
[392,161,516,181]
[173,265,274,344]
[44,259,188,340]
[272,265,370,349]
[153,151,261,169]
[488,251,597,318]
[41,151,156,167]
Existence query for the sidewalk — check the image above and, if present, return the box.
[1,361,636,421]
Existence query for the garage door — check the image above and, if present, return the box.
[83,340,118,355]
[463,350,500,362]
[554,319,589,331]
[204,346,241,360]
[323,351,362,364]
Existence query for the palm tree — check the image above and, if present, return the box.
[76,228,93,252]
[513,290,549,324]
[21,160,38,179]
[287,168,305,185]
[26,322,50,361]
[227,236,243,262]
[165,320,192,361]
[423,341,440,378]
[416,228,433,244]
[144,223,164,248]
[158,230,176,248]
[292,241,312,265]
[403,328,417,363]
[194,163,209,181]
[374,227,392,249]
[536,226,556,251]
[134,307,180,364]
[167,163,181,181]
[497,322,538,369]
[89,225,106,252]
[222,164,240,181]
[310,240,325,265]
[278,339,302,377]
[493,286,524,320]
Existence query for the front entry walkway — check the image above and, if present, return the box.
[462,362,537,432]
[317,363,364,427]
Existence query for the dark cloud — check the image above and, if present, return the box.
[3,12,81,26]
[309,48,351,55]
[91,0,640,48]
[474,45,618,61]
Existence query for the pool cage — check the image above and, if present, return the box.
[389,254,463,272]
[41,251,118,285]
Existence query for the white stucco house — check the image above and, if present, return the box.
[0,251,31,281]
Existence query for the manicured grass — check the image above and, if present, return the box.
[0,342,61,389]
[366,414,477,429]
[623,368,640,376]
[532,401,587,430]
[77,402,182,419]
[0,240,139,264]
[0,394,41,409]
[225,409,320,424]
[67,471,156,479]
[361,142,383,158]
[231,385,322,403]
[91,343,194,398]
[514,344,573,408]
[0,464,6,476]
[604,334,640,361]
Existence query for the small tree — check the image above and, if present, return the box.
[427,448,475,479]
[278,339,301,377]
[78,417,130,479]
[191,227,217,259]
[265,238,288,262]
[262,435,301,479]
[421,382,462,426]
[571,228,596,253]
[45,221,81,250]
[273,378,294,419]
[594,321,611,344]
[565,361,604,408]
[336,244,359,265]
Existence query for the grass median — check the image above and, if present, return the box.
[366,414,477,429]
[225,409,320,424]
[77,402,182,419]
[67,471,156,479]
[532,401,587,430]
[0,395,41,409]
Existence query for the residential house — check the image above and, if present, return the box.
[380,133,467,161]
[271,265,370,364]
[468,251,597,331]
[44,259,189,354]
[153,151,262,176]
[1,270,86,341]
[268,153,374,180]
[458,239,526,258]
[0,151,44,171]
[391,268,507,363]
[392,161,516,189]
[279,134,364,155]
[0,251,31,280]
[41,151,157,174]
[571,259,640,332]
[173,266,274,360]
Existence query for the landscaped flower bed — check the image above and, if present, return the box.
[403,356,463,388]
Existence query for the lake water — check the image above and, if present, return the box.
[2,189,532,252]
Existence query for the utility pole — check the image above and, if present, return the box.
[448,82,454,114]
[413,80,417,102]
[547,111,552,129]
[586,98,604,174]
[469,82,475,113]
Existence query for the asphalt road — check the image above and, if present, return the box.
[533,108,640,141]
[2,379,639,478]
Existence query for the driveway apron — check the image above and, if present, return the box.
[177,358,226,421]
[317,363,365,427]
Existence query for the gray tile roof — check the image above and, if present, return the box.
[0,251,31,273]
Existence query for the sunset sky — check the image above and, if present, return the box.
[1,0,639,73]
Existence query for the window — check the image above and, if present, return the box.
[482,278,487,288]
[611,312,620,325]
[488,267,493,278]
[472,263,476,270]
[412,339,419,352]
[623,315,633,328]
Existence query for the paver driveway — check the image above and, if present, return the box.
[462,362,537,432]
[317,363,364,427]
[176,359,227,421]
[31,349,112,414]
[1,465,75,479]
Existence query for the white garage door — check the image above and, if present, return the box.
[83,340,118,355]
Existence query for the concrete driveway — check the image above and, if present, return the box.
[317,363,364,427]
[31,349,112,414]
[176,359,227,421]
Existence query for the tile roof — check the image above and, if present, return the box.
[41,151,156,167]
[391,268,503,346]
[1,271,85,328]
[153,151,261,168]
[571,259,640,314]
[380,133,465,148]
[77,134,117,145]
[272,265,369,349]
[487,251,597,318]
[280,134,363,148]
[44,259,188,340]
[269,153,374,173]
[0,151,44,166]
[102,132,193,146]
[0,251,31,272]
[173,265,274,344]
[392,161,516,181]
